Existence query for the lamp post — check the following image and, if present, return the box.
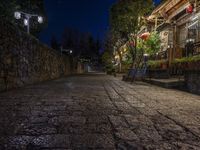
[60,46,73,56]
[14,11,43,34]
[143,53,149,68]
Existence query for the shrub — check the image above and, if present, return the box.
[172,54,200,64]
[105,64,115,75]
[147,59,168,69]
[172,55,200,70]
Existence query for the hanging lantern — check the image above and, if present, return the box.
[139,32,150,40]
[186,4,193,14]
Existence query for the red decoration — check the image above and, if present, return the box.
[186,4,193,14]
[139,32,150,40]
[129,41,135,47]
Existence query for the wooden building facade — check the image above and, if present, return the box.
[147,0,200,65]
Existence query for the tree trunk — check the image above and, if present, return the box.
[131,35,138,68]
[117,50,122,72]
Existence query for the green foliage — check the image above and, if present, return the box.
[172,55,200,70]
[110,0,153,38]
[109,0,153,67]
[102,51,113,66]
[144,31,161,55]
[172,55,200,64]
[102,31,115,65]
[105,64,115,75]
[121,61,132,72]
[124,49,133,65]
[147,59,168,69]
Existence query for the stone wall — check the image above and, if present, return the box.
[0,19,73,92]
[185,71,200,95]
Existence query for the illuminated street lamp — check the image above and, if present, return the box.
[143,53,149,67]
[24,19,28,26]
[14,12,21,19]
[14,11,43,34]
[38,16,43,24]
[60,46,73,56]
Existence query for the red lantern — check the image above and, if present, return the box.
[186,4,193,14]
[139,32,150,40]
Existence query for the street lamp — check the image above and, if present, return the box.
[60,46,73,56]
[14,11,43,34]
[14,12,21,19]
[143,53,149,67]
[24,19,28,26]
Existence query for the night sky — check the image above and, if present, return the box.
[39,0,116,45]
[39,0,160,45]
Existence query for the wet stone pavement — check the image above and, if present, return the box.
[0,73,200,149]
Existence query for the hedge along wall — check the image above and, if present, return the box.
[0,18,72,92]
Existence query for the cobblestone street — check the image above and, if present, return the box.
[0,73,200,149]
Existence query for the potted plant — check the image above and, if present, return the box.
[161,60,168,70]
[172,54,200,71]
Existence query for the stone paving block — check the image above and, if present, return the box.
[59,116,86,125]
[17,124,57,136]
[1,74,200,149]
[32,134,70,148]
[114,101,142,115]
[115,128,138,141]
[84,109,119,116]
[87,116,109,124]
[3,135,34,149]
[124,114,154,126]
[117,141,144,150]
[29,116,49,124]
[71,134,115,149]
[66,122,112,134]
[133,127,162,143]
[48,116,86,129]
[109,115,129,128]
[31,110,48,117]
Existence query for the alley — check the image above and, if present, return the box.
[0,73,200,149]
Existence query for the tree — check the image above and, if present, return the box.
[50,35,60,51]
[95,39,101,56]
[61,27,101,63]
[144,31,161,55]
[102,32,115,72]
[0,0,18,20]
[110,0,153,67]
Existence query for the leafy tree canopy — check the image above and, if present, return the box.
[144,31,161,55]
[110,0,153,39]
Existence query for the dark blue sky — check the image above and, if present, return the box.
[39,0,160,45]
[39,0,116,45]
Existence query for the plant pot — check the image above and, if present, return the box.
[194,61,200,71]
[187,62,194,70]
[181,62,188,70]
[161,63,168,70]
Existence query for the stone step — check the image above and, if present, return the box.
[144,78,185,88]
